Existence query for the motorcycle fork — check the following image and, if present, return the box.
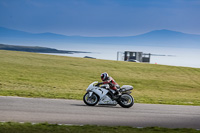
[88,92,93,98]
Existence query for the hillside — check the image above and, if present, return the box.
[0,50,200,105]
[1,27,200,48]
[0,44,89,54]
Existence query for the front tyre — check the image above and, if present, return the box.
[118,94,134,108]
[83,92,99,106]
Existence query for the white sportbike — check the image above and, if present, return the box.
[83,81,134,108]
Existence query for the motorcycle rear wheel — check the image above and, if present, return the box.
[83,92,99,106]
[118,94,134,108]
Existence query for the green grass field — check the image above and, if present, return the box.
[0,122,199,133]
[0,50,200,105]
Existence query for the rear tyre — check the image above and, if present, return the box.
[118,94,134,108]
[83,92,99,106]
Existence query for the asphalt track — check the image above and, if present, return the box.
[0,96,200,129]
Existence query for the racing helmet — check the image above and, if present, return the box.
[101,72,108,81]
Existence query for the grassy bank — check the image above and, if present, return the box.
[0,122,199,133]
[0,50,200,105]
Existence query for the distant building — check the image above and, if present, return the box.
[117,51,151,63]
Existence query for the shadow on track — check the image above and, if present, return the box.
[70,104,121,108]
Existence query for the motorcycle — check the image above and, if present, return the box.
[83,81,134,108]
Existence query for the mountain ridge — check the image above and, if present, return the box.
[1,26,200,37]
[0,27,200,48]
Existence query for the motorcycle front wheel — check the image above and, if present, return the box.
[83,92,99,106]
[118,94,134,108]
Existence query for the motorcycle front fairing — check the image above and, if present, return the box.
[86,81,98,92]
[86,81,108,99]
[86,81,117,105]
[93,87,109,99]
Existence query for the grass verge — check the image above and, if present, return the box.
[0,122,199,133]
[0,50,200,105]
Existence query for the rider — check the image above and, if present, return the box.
[96,72,120,97]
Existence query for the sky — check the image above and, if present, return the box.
[0,0,200,37]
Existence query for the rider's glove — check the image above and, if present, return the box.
[96,82,103,87]
[96,83,100,86]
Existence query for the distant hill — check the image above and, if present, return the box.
[0,44,89,54]
[0,27,200,48]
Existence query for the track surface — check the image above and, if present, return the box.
[0,96,200,129]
